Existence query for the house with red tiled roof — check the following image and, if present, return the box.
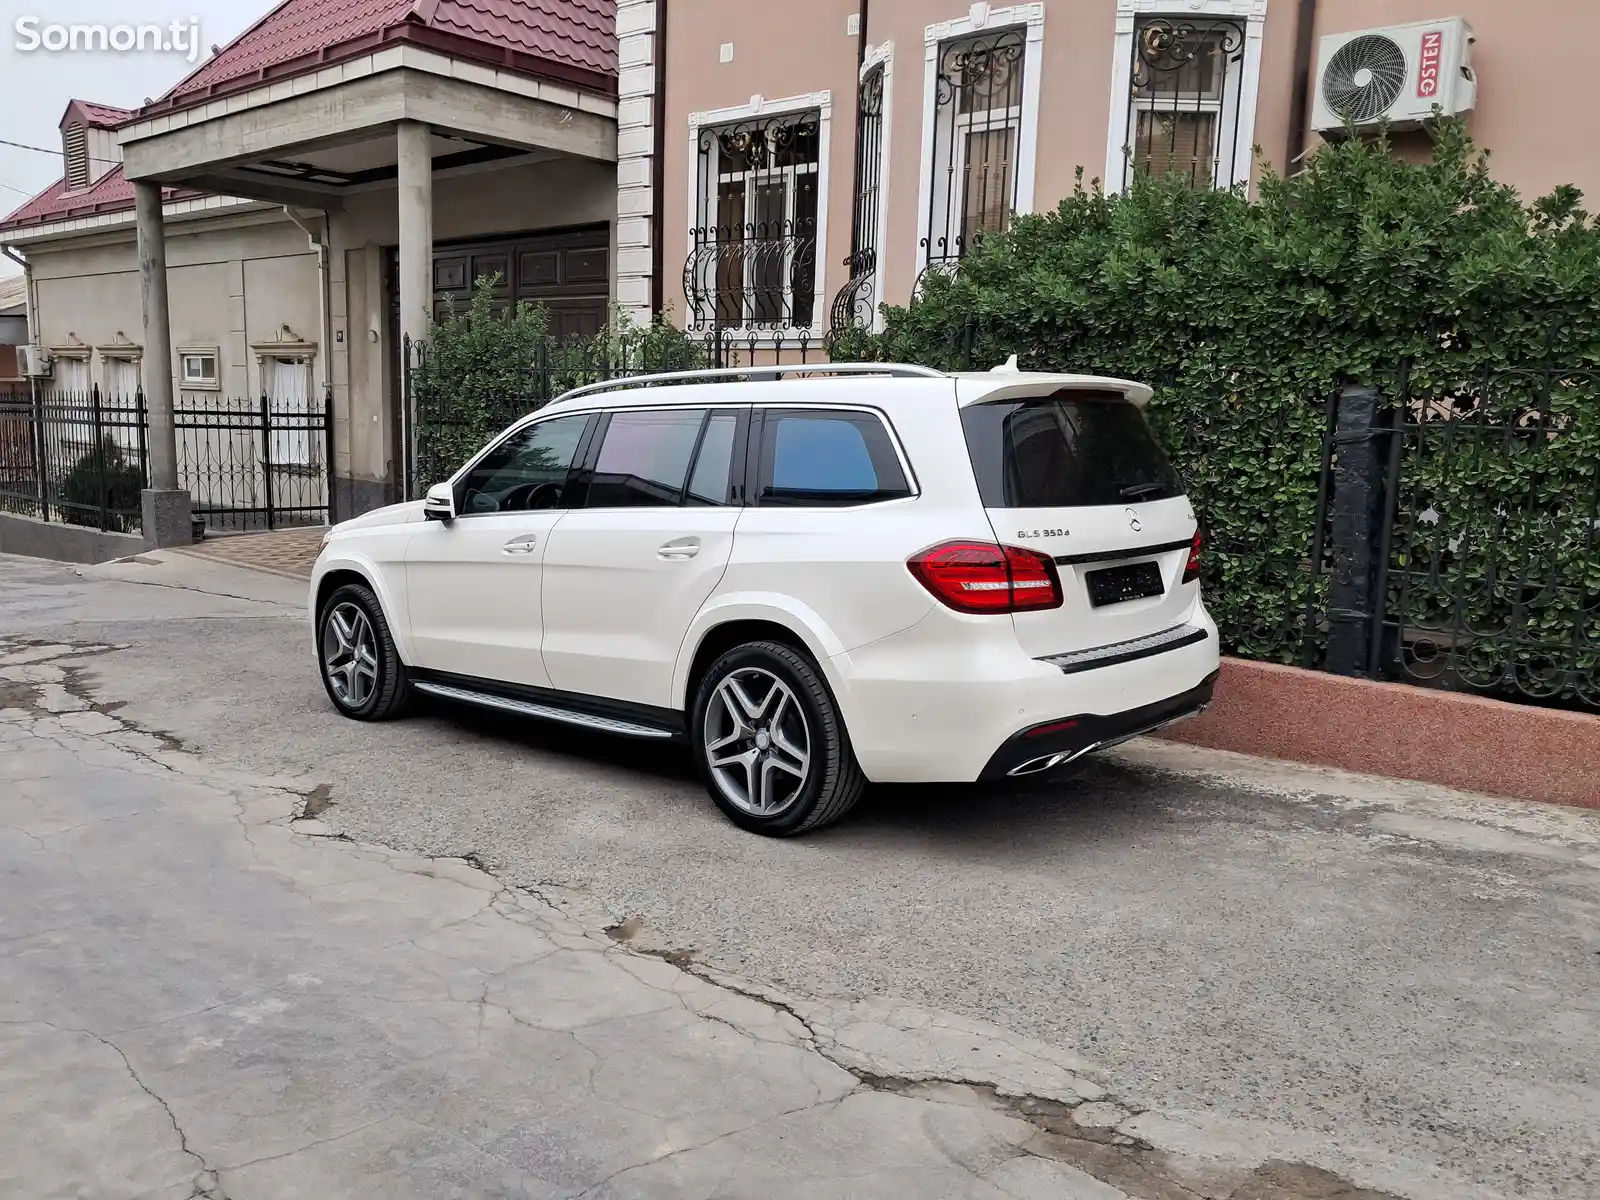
[1,0,621,531]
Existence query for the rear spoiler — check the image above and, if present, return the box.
[954,371,1155,410]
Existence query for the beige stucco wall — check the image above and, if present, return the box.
[661,0,1600,324]
[12,152,616,510]
[26,213,318,401]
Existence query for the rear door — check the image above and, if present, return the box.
[539,406,747,706]
[960,389,1197,656]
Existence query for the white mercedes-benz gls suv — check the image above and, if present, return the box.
[310,362,1219,836]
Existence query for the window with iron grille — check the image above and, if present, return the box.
[1118,14,1250,190]
[921,27,1026,273]
[832,61,887,334]
[684,109,821,333]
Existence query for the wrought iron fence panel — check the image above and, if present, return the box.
[174,388,332,533]
[1380,365,1600,710]
[0,387,147,532]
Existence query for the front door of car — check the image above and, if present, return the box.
[404,412,593,688]
[540,406,748,707]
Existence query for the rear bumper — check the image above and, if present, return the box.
[828,599,1222,784]
[976,672,1217,781]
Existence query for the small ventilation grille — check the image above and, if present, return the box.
[1322,35,1408,123]
[63,123,89,190]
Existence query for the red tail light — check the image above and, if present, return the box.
[908,540,1063,614]
[1182,531,1202,585]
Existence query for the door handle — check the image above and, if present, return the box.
[658,538,701,560]
[502,535,538,555]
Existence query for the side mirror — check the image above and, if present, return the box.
[423,482,455,523]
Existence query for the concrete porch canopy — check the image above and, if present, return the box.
[115,0,619,519]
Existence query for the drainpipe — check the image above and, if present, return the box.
[283,207,333,402]
[2,244,39,343]
[649,0,668,317]
[284,205,337,519]
[1285,0,1320,174]
[857,0,870,67]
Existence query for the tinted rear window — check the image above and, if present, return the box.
[961,391,1183,509]
[756,410,912,507]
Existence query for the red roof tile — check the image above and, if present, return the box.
[0,167,193,234]
[69,101,137,130]
[150,0,615,116]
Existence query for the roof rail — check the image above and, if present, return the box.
[555,361,947,404]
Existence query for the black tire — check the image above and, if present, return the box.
[316,582,412,721]
[690,640,866,836]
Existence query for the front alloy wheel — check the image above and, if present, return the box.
[322,601,378,709]
[316,582,412,720]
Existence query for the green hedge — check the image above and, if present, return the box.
[837,124,1600,695]
[412,284,707,486]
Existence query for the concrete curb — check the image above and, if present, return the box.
[1157,657,1600,810]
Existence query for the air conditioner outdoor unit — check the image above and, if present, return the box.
[17,345,51,378]
[1312,18,1476,133]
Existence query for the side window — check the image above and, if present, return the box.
[685,411,740,506]
[456,414,589,516]
[582,409,707,508]
[756,409,911,507]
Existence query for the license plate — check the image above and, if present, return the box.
[1086,562,1164,607]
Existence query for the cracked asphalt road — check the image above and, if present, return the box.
[2,550,1597,1199]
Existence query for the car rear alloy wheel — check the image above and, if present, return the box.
[323,602,378,709]
[703,668,812,817]
[691,641,866,836]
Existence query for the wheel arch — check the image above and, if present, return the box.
[672,598,850,714]
[312,554,413,664]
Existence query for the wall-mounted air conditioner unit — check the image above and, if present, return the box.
[17,345,52,378]
[1312,18,1476,133]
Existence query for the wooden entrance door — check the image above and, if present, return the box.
[430,225,610,339]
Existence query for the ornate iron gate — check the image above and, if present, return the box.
[176,388,334,532]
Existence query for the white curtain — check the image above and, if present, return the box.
[104,358,141,452]
[54,357,89,396]
[266,357,313,466]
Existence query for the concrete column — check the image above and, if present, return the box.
[135,180,192,547]
[396,120,433,498]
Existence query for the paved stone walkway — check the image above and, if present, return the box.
[175,527,325,581]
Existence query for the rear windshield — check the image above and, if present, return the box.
[961,390,1184,509]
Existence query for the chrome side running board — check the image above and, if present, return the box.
[413,681,675,740]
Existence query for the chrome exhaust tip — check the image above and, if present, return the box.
[1007,753,1068,778]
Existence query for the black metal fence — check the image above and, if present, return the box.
[0,386,333,535]
[1166,366,1600,714]
[1379,365,1600,710]
[0,389,148,532]
[175,390,333,533]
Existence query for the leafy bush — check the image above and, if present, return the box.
[413,280,708,486]
[58,436,144,532]
[838,123,1600,694]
